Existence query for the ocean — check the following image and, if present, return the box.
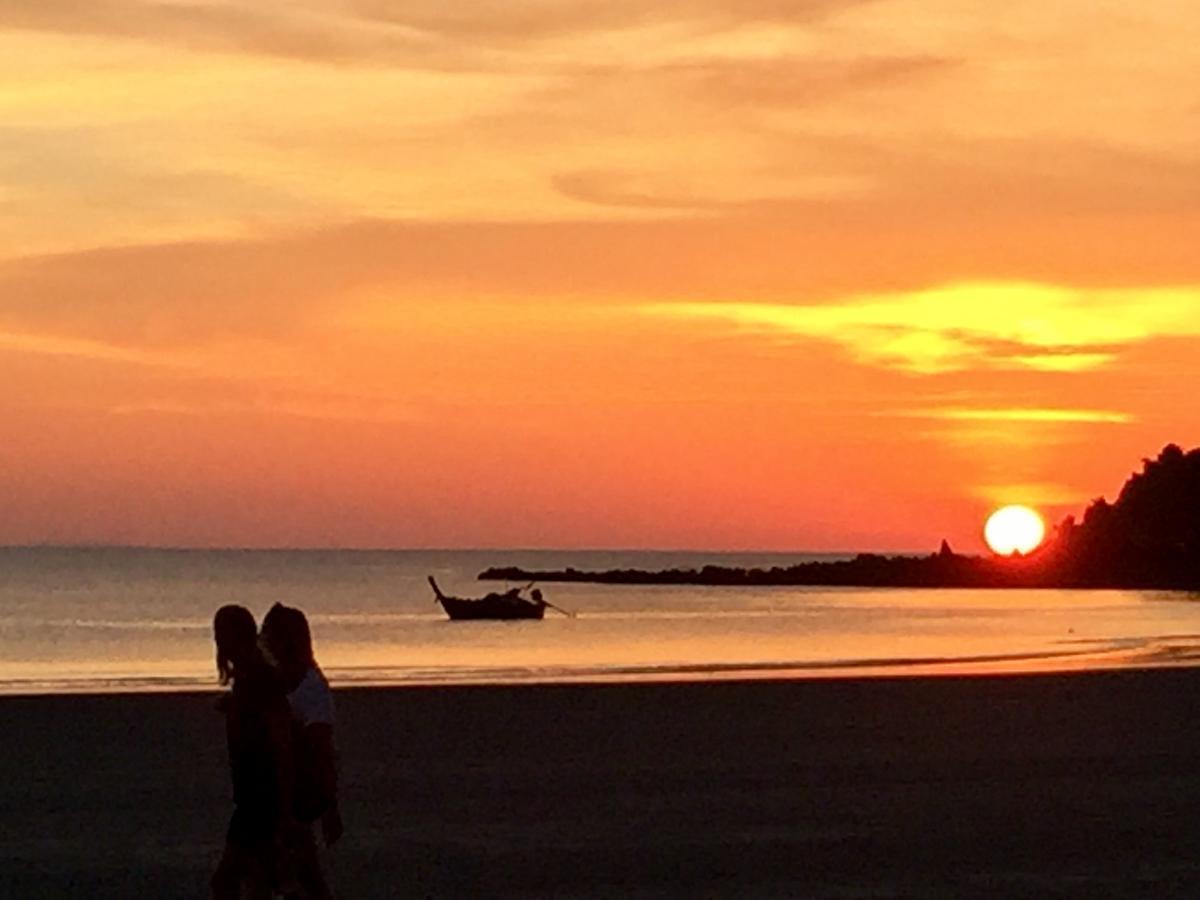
[2,547,1199,695]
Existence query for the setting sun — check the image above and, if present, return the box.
[984,505,1046,556]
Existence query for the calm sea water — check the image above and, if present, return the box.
[2,547,1200,695]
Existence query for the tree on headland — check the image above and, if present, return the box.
[1050,444,1200,587]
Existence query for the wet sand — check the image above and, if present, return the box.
[5,668,1200,898]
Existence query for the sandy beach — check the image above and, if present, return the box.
[5,668,1200,898]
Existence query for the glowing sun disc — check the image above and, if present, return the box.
[984,505,1046,555]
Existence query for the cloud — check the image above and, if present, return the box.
[345,0,873,42]
[552,167,868,211]
[889,408,1134,424]
[6,214,1200,370]
[643,282,1200,373]
[0,233,361,348]
[0,219,698,350]
[869,138,1200,219]
[5,1,1196,261]
[0,0,873,66]
[539,52,955,210]
[0,1,435,64]
[0,328,189,369]
[106,390,421,425]
[0,125,320,242]
[972,482,1085,507]
[654,53,955,106]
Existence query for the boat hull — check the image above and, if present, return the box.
[437,595,546,621]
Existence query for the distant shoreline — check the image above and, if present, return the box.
[479,548,1200,591]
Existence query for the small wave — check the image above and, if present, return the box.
[0,618,211,632]
[319,645,1132,687]
[0,674,214,696]
[6,639,1200,697]
[1057,632,1200,647]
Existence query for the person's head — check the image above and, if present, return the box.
[261,602,315,680]
[213,605,258,685]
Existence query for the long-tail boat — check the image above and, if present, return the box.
[428,576,546,620]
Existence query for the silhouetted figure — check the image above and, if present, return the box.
[211,605,295,900]
[262,603,341,900]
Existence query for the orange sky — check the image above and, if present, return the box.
[2,1,1199,551]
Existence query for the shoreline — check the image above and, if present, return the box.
[6,636,1200,698]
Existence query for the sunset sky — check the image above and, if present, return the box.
[2,0,1198,551]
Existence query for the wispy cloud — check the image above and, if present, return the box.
[0,1,434,65]
[0,0,871,65]
[344,0,873,43]
[890,407,1134,424]
[0,236,354,348]
[0,328,190,368]
[106,392,421,425]
[651,53,955,106]
[4,0,1197,259]
[643,282,1200,373]
[552,167,869,211]
[972,482,1085,508]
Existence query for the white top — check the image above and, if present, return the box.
[288,666,334,727]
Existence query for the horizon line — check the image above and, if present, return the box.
[0,542,927,557]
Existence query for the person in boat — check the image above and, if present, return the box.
[211,605,296,900]
[481,586,526,606]
[261,603,342,900]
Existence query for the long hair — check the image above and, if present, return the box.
[213,604,257,685]
[262,602,316,674]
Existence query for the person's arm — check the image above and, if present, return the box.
[306,722,343,845]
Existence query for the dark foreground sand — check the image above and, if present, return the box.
[5,668,1200,898]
